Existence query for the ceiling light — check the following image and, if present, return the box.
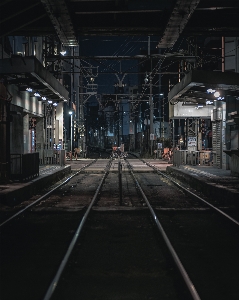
[26,87,33,92]
[206,100,214,105]
[53,103,57,106]
[48,100,52,104]
[207,89,216,93]
[42,96,46,100]
[34,92,41,97]
[214,91,220,98]
[60,50,66,56]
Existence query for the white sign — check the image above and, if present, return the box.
[188,136,197,147]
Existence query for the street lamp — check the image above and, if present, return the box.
[69,111,73,152]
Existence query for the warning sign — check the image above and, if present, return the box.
[188,137,197,147]
[150,133,155,140]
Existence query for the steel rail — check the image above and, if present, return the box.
[125,159,201,300]
[0,159,97,228]
[42,158,112,300]
[143,159,239,227]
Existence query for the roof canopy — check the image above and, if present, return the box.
[0,56,69,102]
[168,70,239,105]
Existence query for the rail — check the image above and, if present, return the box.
[0,159,98,228]
[125,159,201,300]
[143,159,239,227]
[43,158,112,300]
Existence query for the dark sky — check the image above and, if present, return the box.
[78,35,161,95]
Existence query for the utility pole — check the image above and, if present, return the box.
[148,36,154,156]
[149,75,154,156]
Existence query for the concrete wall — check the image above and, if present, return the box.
[56,102,63,147]
[8,86,43,117]
[23,114,30,153]
[225,37,239,72]
[36,118,45,162]
[10,104,24,154]
[169,101,212,119]
[221,102,228,170]
[7,85,45,154]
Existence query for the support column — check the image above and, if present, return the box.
[36,117,44,164]
[149,76,154,155]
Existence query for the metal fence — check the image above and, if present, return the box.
[10,152,39,181]
[173,150,213,167]
[39,149,66,166]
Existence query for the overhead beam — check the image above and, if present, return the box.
[196,6,236,11]
[41,0,78,46]
[75,10,162,14]
[76,26,163,36]
[0,2,40,24]
[0,0,13,7]
[46,54,197,62]
[71,0,121,1]
[0,14,47,38]
[157,0,200,49]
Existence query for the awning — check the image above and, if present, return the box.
[168,70,239,104]
[0,56,68,102]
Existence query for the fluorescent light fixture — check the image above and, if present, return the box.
[60,50,66,56]
[195,105,204,109]
[206,100,214,105]
[26,87,33,92]
[48,100,52,104]
[207,89,216,93]
[42,96,46,100]
[34,92,41,97]
[53,103,57,106]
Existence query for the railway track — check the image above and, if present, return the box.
[0,157,239,300]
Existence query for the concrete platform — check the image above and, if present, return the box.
[0,165,71,205]
[0,158,238,207]
[166,164,239,206]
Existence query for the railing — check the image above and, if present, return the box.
[10,153,39,181]
[39,149,65,166]
[0,162,9,182]
[173,150,213,167]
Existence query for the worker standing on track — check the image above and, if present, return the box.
[168,148,172,163]
[74,147,78,160]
